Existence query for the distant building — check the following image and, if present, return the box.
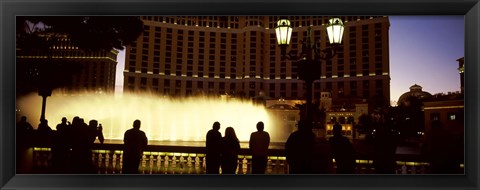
[423,97,464,171]
[423,98,464,137]
[325,103,368,139]
[123,16,391,109]
[397,84,432,107]
[457,57,464,93]
[265,100,301,141]
[426,57,466,136]
[16,33,119,95]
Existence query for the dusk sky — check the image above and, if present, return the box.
[115,16,465,106]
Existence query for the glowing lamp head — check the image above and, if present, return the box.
[275,19,293,46]
[326,18,344,44]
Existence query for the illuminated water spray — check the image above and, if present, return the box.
[17,93,292,142]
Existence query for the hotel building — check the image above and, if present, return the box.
[123,16,391,109]
[16,34,119,95]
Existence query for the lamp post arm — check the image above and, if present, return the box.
[315,46,339,61]
[280,46,301,61]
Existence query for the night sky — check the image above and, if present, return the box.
[115,16,465,106]
[389,16,464,105]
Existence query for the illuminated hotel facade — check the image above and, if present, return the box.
[16,34,119,95]
[124,16,391,108]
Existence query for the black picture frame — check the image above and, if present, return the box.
[1,0,479,189]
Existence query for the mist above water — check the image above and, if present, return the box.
[17,92,292,142]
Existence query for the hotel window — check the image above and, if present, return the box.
[375,79,383,88]
[362,25,368,31]
[448,113,457,121]
[349,36,356,45]
[128,77,135,84]
[431,113,440,121]
[326,65,332,72]
[362,63,369,70]
[350,80,357,88]
[269,74,275,79]
[292,83,298,90]
[349,52,356,57]
[175,80,181,88]
[325,82,332,91]
[361,71,368,76]
[141,77,147,85]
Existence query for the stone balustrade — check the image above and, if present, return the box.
[28,143,434,174]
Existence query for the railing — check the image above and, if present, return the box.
[27,143,435,175]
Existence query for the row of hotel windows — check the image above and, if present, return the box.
[130,27,384,69]
[17,50,115,59]
[141,16,384,29]
[138,24,383,50]
[126,65,385,79]
[74,62,114,85]
[125,87,383,100]
[431,113,461,122]
[140,22,383,47]
[127,77,385,97]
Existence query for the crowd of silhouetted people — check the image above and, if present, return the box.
[205,121,271,174]
[17,114,463,174]
[16,116,105,173]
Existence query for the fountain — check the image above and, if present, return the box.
[16,92,293,143]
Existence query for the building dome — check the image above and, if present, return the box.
[397,84,433,106]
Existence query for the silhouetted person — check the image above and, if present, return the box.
[52,117,70,173]
[221,127,240,174]
[71,118,96,173]
[311,136,334,174]
[122,119,148,174]
[87,120,104,145]
[372,124,398,174]
[16,116,33,173]
[97,124,105,144]
[67,116,81,172]
[16,116,33,146]
[329,123,356,174]
[285,120,316,174]
[206,121,222,174]
[426,122,460,174]
[36,119,53,146]
[249,121,270,174]
[17,116,33,138]
[37,119,52,135]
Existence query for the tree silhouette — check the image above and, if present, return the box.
[16,16,143,51]
[397,95,425,136]
[16,16,144,120]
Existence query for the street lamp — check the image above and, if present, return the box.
[275,17,344,126]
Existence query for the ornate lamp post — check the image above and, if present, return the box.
[275,17,344,125]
